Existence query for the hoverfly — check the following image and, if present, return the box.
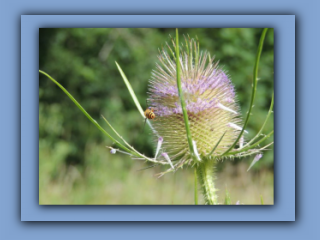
[144,107,155,120]
[142,107,155,132]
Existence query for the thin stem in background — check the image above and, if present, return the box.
[222,28,269,156]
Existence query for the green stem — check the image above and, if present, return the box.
[175,29,195,159]
[175,28,196,159]
[196,159,218,205]
[194,169,198,205]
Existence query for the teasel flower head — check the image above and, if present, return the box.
[40,29,273,205]
[147,37,245,169]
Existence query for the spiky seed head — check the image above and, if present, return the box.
[147,38,244,168]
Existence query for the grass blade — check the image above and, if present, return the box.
[224,190,231,205]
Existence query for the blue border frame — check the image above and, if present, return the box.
[21,15,294,221]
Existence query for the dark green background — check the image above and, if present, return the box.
[39,28,274,204]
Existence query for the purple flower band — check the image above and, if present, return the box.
[151,71,233,98]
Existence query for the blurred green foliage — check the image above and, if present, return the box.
[39,28,274,204]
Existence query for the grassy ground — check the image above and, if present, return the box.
[39,143,273,205]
